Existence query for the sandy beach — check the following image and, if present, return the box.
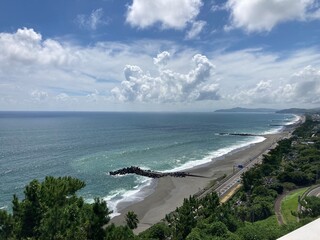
[111,118,302,233]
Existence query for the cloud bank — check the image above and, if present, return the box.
[112,51,219,103]
[1,28,320,110]
[230,65,320,105]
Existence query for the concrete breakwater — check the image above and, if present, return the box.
[109,166,205,179]
[218,133,261,137]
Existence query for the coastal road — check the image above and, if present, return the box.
[307,186,320,197]
[197,153,265,200]
[213,135,283,200]
[216,155,263,198]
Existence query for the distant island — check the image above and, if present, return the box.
[215,107,277,113]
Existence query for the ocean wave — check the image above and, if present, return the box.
[0,205,7,210]
[102,176,153,218]
[116,139,207,157]
[262,127,284,135]
[262,114,301,135]
[164,136,266,173]
[90,136,267,218]
[285,114,301,126]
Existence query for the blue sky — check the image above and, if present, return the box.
[1,0,320,111]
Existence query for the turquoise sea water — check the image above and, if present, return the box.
[0,112,298,216]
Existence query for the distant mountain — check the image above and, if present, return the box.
[276,108,320,114]
[215,107,277,113]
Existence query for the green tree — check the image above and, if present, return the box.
[88,198,112,239]
[0,209,14,239]
[105,224,135,240]
[138,222,171,240]
[126,211,139,230]
[2,176,116,239]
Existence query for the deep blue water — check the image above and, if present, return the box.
[0,111,297,215]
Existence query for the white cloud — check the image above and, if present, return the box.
[229,65,320,105]
[112,51,219,103]
[290,65,320,103]
[153,51,170,67]
[0,28,74,67]
[2,28,320,110]
[126,0,203,29]
[185,20,206,39]
[55,93,71,102]
[226,0,319,32]
[76,8,108,30]
[0,28,189,110]
[31,90,49,101]
[211,1,226,12]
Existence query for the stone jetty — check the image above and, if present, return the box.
[109,166,205,179]
[218,133,260,137]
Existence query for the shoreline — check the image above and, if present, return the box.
[111,115,304,233]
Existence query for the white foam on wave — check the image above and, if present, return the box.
[285,114,301,126]
[263,114,301,135]
[101,136,267,218]
[165,136,266,173]
[262,127,284,135]
[103,176,153,218]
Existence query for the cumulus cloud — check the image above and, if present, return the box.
[112,51,219,103]
[290,65,320,103]
[226,0,319,32]
[185,20,206,39]
[0,28,74,67]
[76,8,108,30]
[153,51,170,66]
[229,65,320,105]
[2,27,320,111]
[126,0,203,29]
[229,80,276,104]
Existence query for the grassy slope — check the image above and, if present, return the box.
[281,188,308,224]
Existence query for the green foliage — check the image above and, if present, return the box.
[268,183,284,194]
[281,182,297,191]
[105,224,135,240]
[138,222,170,240]
[278,170,314,185]
[237,219,283,240]
[300,196,320,218]
[242,168,262,191]
[293,116,313,138]
[90,198,112,239]
[0,176,133,240]
[126,211,139,230]
[0,209,14,239]
[186,228,203,240]
[10,177,94,239]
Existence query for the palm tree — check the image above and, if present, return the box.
[125,211,139,229]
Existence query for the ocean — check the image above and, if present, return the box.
[0,111,298,216]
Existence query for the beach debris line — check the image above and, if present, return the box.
[109,166,206,179]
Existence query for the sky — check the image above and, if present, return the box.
[1,0,320,111]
